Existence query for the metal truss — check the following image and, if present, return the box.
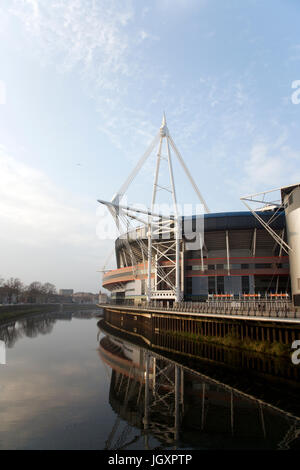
[278,420,300,449]
[105,367,144,450]
[98,114,209,303]
[143,351,183,445]
[100,332,300,450]
[240,187,292,254]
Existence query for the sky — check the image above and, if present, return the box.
[0,0,300,292]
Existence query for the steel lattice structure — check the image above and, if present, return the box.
[98,114,209,302]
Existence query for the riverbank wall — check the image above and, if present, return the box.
[101,304,300,359]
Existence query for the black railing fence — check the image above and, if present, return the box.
[102,298,300,319]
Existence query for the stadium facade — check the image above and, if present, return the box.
[102,209,291,303]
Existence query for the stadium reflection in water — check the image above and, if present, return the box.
[98,318,300,450]
[0,311,299,449]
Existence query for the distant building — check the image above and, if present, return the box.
[72,292,98,304]
[59,289,74,296]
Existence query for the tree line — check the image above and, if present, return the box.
[0,277,57,304]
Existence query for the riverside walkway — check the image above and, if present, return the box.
[99,300,300,323]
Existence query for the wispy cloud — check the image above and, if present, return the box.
[241,137,300,194]
[0,145,97,247]
[7,0,162,150]
[9,0,134,75]
[0,144,114,289]
[3,0,299,212]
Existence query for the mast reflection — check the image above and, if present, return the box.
[98,319,300,450]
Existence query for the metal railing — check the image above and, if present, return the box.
[103,299,300,320]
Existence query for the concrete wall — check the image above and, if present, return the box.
[284,186,300,305]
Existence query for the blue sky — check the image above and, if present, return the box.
[0,0,300,291]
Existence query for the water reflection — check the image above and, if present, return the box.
[98,319,300,450]
[0,310,299,450]
[0,310,109,450]
[0,310,100,348]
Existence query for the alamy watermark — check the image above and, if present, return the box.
[0,340,6,365]
[291,340,300,365]
[96,198,205,250]
[291,80,300,104]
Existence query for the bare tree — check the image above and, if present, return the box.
[3,278,23,304]
[43,283,57,296]
[42,283,57,302]
[0,278,58,304]
[26,281,44,303]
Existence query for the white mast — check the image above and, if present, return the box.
[99,114,209,303]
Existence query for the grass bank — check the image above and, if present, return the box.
[166,330,290,358]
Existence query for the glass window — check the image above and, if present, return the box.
[242,276,250,293]
[217,276,224,294]
[208,277,215,294]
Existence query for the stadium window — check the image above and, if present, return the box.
[217,276,224,294]
[186,277,193,294]
[242,276,250,293]
[208,264,215,270]
[208,277,215,294]
[241,264,249,269]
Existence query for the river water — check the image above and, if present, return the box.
[0,310,299,450]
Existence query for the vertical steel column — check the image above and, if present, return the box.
[174,365,180,442]
[258,402,266,438]
[201,383,206,430]
[147,224,152,303]
[147,136,163,302]
[226,230,230,276]
[143,351,150,449]
[152,357,156,395]
[181,245,185,295]
[230,390,234,435]
[180,367,184,414]
[175,219,181,302]
[166,136,180,302]
[200,233,205,272]
[252,228,257,257]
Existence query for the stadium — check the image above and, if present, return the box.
[100,116,300,306]
[102,210,290,302]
